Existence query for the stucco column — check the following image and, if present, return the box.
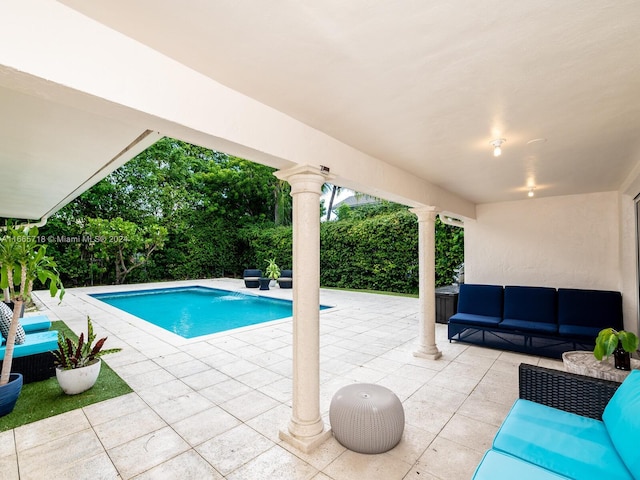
[410,206,442,359]
[275,165,332,453]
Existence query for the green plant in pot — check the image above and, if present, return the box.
[266,258,280,282]
[0,224,64,415]
[593,328,639,371]
[52,316,121,395]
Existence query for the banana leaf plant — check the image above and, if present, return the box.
[0,225,64,386]
[52,316,121,370]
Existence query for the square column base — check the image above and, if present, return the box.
[279,427,333,453]
[413,348,442,360]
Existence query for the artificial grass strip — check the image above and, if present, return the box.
[0,320,132,432]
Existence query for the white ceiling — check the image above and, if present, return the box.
[3,0,640,220]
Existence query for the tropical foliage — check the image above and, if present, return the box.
[25,137,462,293]
[52,316,121,370]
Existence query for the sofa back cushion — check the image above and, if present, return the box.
[457,284,503,318]
[503,286,557,324]
[603,370,640,477]
[557,288,623,330]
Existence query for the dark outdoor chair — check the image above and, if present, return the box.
[278,269,292,288]
[243,269,262,288]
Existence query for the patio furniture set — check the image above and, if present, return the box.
[0,312,57,383]
[448,284,623,357]
[242,269,292,289]
[472,363,639,479]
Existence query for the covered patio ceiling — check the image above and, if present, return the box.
[1,1,640,220]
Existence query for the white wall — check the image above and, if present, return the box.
[465,191,639,332]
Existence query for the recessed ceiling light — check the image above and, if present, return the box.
[490,139,506,157]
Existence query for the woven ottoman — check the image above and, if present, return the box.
[329,383,404,454]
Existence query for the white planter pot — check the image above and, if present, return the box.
[56,359,101,395]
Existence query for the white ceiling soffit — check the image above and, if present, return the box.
[0,83,158,221]
[52,1,640,205]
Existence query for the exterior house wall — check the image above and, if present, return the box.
[465,191,638,333]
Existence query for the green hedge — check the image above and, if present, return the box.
[239,210,464,294]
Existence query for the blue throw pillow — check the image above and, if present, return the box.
[0,302,26,345]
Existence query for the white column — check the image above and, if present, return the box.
[275,165,332,453]
[410,206,442,359]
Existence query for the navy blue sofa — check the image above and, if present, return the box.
[448,284,624,357]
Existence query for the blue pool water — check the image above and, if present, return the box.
[91,286,323,338]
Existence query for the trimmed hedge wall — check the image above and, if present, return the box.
[239,209,463,294]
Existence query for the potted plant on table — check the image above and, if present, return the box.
[593,328,639,371]
[0,224,65,416]
[259,258,280,290]
[52,316,121,395]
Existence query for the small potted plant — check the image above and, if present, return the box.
[266,258,281,285]
[593,328,639,371]
[52,316,121,395]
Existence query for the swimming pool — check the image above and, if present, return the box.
[91,286,324,338]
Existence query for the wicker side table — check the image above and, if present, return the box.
[329,383,404,454]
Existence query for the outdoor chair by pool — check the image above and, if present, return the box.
[278,269,292,288]
[243,269,262,288]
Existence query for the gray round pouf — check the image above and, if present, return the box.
[329,383,405,454]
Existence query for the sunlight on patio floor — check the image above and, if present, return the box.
[2,279,562,479]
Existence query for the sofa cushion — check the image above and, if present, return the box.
[603,370,640,477]
[557,288,623,331]
[503,286,557,324]
[493,399,633,480]
[448,312,502,327]
[0,330,59,360]
[456,284,504,317]
[499,319,558,334]
[557,324,601,339]
[472,450,570,480]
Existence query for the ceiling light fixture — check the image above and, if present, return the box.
[490,138,506,157]
[528,187,535,198]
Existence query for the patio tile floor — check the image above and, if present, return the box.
[2,279,563,479]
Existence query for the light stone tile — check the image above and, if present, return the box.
[409,384,468,413]
[0,430,15,458]
[342,365,387,383]
[402,397,455,434]
[0,453,18,480]
[107,426,190,478]
[428,371,481,395]
[14,408,89,451]
[93,407,166,449]
[458,395,512,428]
[386,424,436,465]
[164,358,211,378]
[83,392,147,426]
[323,450,413,480]
[245,403,292,443]
[132,450,223,480]
[220,389,280,422]
[217,358,262,377]
[377,374,424,401]
[237,367,285,389]
[117,359,159,377]
[151,391,215,424]
[123,367,177,390]
[152,351,195,368]
[416,436,484,480]
[199,378,253,404]
[402,465,441,480]
[280,435,345,471]
[18,429,105,479]
[195,424,273,476]
[22,452,119,480]
[172,406,241,446]
[437,413,498,453]
[181,368,230,390]
[136,378,196,407]
[227,445,318,480]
